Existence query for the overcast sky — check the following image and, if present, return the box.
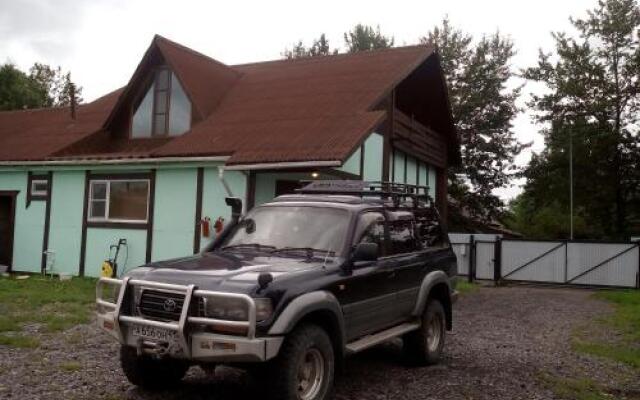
[0,0,593,199]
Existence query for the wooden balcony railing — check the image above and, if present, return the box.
[392,109,447,168]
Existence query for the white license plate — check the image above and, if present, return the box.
[132,325,177,343]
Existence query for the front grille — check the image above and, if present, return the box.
[138,290,186,321]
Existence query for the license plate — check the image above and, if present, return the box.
[132,325,177,343]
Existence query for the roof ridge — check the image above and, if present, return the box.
[0,87,124,115]
[154,34,241,76]
[232,43,433,68]
[0,106,67,115]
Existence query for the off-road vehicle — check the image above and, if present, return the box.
[96,180,458,400]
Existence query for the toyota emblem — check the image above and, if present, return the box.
[163,299,177,312]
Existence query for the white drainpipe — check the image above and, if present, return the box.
[217,166,234,197]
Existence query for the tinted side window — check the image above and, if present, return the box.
[416,208,446,249]
[353,212,386,251]
[388,218,418,255]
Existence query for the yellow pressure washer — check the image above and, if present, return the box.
[101,238,127,278]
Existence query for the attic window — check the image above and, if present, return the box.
[131,67,191,138]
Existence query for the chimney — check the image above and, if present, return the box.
[70,82,76,120]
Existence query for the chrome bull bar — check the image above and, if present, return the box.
[96,277,257,358]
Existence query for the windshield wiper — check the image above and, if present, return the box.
[221,243,276,252]
[271,247,335,258]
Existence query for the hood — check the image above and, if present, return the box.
[124,251,328,293]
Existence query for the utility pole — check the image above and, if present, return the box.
[569,130,574,240]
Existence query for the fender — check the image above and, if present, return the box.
[268,291,346,348]
[411,270,451,317]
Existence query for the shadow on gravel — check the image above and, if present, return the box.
[124,340,419,400]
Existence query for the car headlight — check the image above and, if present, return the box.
[255,298,274,322]
[204,297,273,322]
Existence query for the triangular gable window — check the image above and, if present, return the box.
[131,66,191,138]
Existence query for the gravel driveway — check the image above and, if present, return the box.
[0,284,636,400]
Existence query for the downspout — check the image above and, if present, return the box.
[217,166,234,197]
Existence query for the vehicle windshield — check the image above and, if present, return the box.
[219,206,349,256]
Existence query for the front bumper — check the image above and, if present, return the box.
[96,277,283,363]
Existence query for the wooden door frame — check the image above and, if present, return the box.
[0,191,18,272]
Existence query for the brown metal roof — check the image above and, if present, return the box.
[0,36,444,166]
[0,89,121,161]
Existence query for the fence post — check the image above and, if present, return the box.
[637,243,640,290]
[564,241,569,284]
[494,237,502,284]
[468,234,475,283]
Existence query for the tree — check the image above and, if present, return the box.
[0,62,82,111]
[283,34,338,59]
[29,63,83,107]
[521,0,640,239]
[344,24,394,53]
[0,64,48,110]
[422,19,528,224]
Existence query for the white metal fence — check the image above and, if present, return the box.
[449,233,640,289]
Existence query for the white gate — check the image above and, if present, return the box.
[475,242,495,280]
[500,240,639,288]
[450,234,640,289]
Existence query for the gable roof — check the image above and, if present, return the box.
[0,36,455,167]
[0,89,121,161]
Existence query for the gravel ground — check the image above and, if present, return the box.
[0,284,637,400]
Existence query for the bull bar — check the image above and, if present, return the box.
[96,277,283,362]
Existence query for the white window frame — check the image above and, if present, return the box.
[30,179,49,197]
[88,179,150,224]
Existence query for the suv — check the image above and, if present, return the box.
[96,181,458,400]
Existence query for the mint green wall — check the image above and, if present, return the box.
[428,167,437,198]
[337,146,361,176]
[199,168,246,250]
[393,150,405,183]
[84,228,147,277]
[362,133,383,181]
[48,171,84,275]
[152,169,198,261]
[419,163,428,187]
[390,148,436,198]
[0,171,44,272]
[406,156,417,185]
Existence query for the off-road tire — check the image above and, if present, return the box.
[403,298,446,365]
[120,345,189,390]
[262,324,335,400]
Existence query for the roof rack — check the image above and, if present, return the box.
[295,180,433,208]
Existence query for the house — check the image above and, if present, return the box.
[0,35,460,277]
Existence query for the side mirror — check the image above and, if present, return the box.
[352,242,379,263]
[225,197,242,222]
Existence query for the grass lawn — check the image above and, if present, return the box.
[542,289,640,400]
[456,280,479,295]
[572,290,640,371]
[0,275,97,348]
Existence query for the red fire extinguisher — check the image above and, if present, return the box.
[214,217,225,235]
[201,217,211,238]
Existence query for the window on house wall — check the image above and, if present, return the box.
[88,179,150,223]
[27,173,50,206]
[30,179,48,197]
[131,67,191,138]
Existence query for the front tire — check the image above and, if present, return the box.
[264,324,335,400]
[403,298,446,365]
[120,346,189,390]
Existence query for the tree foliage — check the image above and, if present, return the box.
[29,63,83,107]
[519,0,640,239]
[0,64,48,111]
[422,19,528,223]
[0,62,81,111]
[344,24,394,53]
[282,34,338,59]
